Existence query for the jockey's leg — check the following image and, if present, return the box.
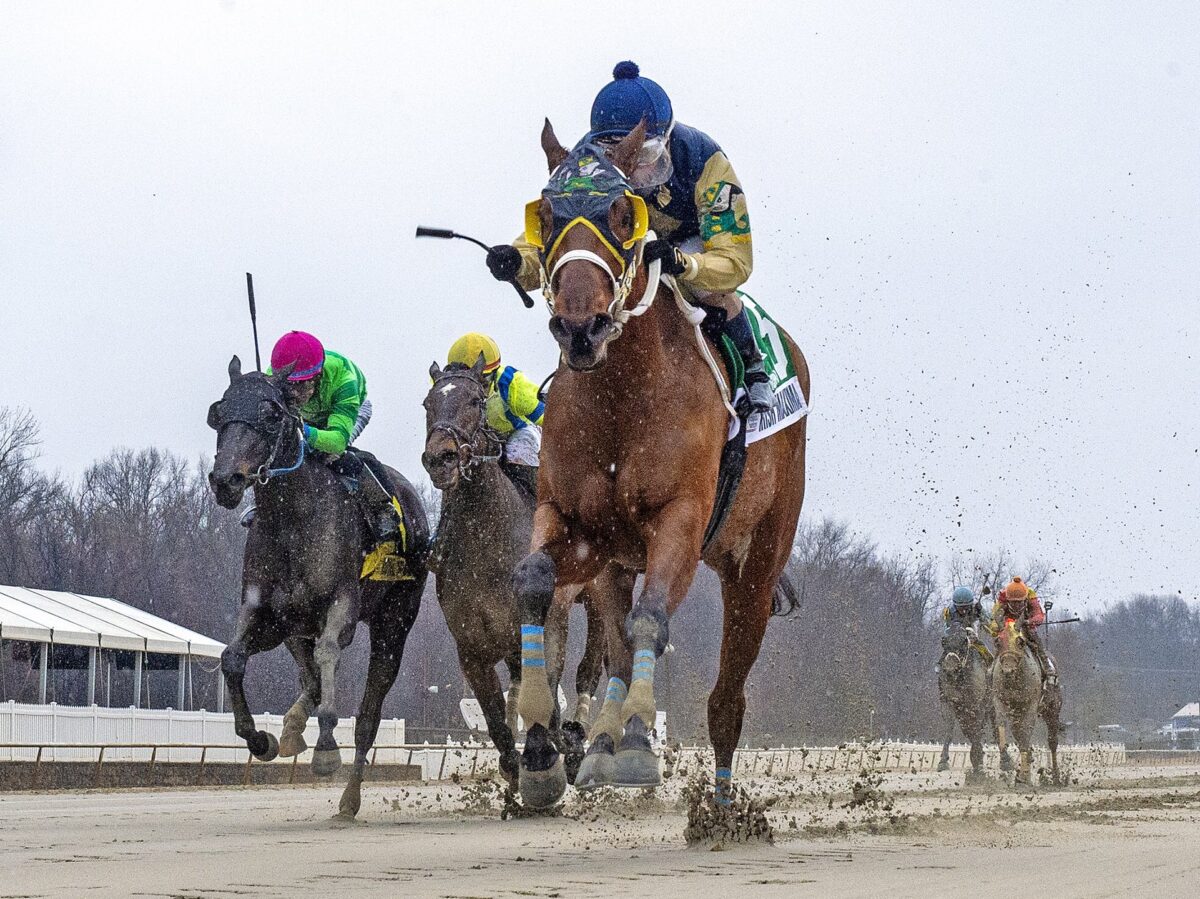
[1025,627,1057,683]
[329,447,399,541]
[502,425,541,500]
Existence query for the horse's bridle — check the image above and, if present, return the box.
[216,394,306,485]
[427,372,504,479]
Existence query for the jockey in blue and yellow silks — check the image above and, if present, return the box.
[486,60,774,414]
[447,333,543,497]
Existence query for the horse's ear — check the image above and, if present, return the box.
[471,353,488,379]
[541,118,568,173]
[272,362,295,385]
[610,119,647,178]
[429,360,442,381]
[228,355,242,384]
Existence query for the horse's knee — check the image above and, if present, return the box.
[221,645,247,679]
[625,598,669,654]
[514,551,556,620]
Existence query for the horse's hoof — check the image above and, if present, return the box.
[311,748,342,777]
[499,750,521,787]
[574,734,617,791]
[937,759,950,772]
[519,755,566,809]
[560,720,587,785]
[278,731,307,758]
[251,731,279,762]
[519,723,565,808]
[613,716,661,788]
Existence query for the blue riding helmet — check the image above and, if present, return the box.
[951,586,975,607]
[590,61,673,139]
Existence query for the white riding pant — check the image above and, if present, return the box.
[505,425,542,467]
[349,399,372,444]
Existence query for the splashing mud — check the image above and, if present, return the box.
[682,772,774,847]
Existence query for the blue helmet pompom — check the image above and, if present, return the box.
[613,60,640,80]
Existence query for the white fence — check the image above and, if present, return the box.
[0,701,404,764]
[0,702,1130,781]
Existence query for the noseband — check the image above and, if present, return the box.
[217,390,306,484]
[427,372,503,479]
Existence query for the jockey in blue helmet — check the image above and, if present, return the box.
[487,61,774,414]
[943,586,984,638]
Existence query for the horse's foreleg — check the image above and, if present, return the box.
[618,502,704,789]
[279,637,319,758]
[511,504,576,808]
[576,565,635,791]
[462,659,519,786]
[573,588,607,728]
[311,587,356,777]
[221,584,283,761]
[545,590,585,782]
[938,694,955,772]
[338,627,408,819]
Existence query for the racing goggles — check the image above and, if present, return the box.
[524,145,649,273]
[595,126,674,190]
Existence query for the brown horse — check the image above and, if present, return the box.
[510,122,809,807]
[992,618,1063,785]
[420,357,631,785]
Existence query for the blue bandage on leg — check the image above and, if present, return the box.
[521,624,545,668]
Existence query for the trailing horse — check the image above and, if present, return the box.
[991,618,1063,785]
[510,122,810,807]
[207,356,429,817]
[421,356,628,786]
[937,620,994,780]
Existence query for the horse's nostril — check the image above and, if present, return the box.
[588,315,612,339]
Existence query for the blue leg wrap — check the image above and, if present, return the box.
[521,624,545,669]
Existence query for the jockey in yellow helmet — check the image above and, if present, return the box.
[447,333,544,496]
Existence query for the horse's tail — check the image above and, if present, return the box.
[772,567,800,618]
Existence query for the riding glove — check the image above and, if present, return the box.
[643,239,688,277]
[302,424,316,445]
[486,245,523,282]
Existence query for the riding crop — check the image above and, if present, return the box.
[415,226,535,308]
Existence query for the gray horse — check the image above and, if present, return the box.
[421,357,626,785]
[991,617,1063,785]
[937,620,994,780]
[208,356,428,817]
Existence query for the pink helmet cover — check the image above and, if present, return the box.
[270,331,325,381]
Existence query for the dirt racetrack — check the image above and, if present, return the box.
[1,762,1198,898]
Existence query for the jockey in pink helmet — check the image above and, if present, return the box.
[242,331,397,538]
[268,331,371,455]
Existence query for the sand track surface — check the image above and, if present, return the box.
[0,764,1198,897]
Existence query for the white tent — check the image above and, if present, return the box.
[0,585,225,708]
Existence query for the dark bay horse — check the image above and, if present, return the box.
[511,122,809,807]
[991,618,1063,785]
[208,356,428,817]
[421,356,629,785]
[937,621,993,780]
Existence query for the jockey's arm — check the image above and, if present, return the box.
[1026,597,1047,628]
[502,369,546,426]
[513,233,543,292]
[678,151,754,293]
[304,372,363,456]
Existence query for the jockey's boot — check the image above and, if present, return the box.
[332,449,399,543]
[1027,630,1058,684]
[502,462,539,502]
[723,307,774,414]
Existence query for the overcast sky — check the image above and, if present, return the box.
[1,2,1197,607]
